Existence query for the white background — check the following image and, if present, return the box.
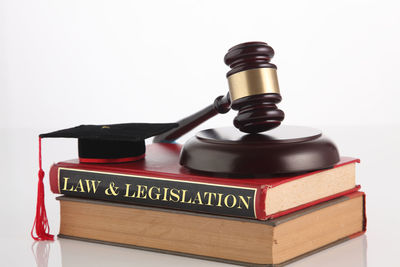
[1,0,399,266]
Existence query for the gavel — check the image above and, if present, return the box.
[153,41,285,142]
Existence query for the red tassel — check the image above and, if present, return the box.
[31,137,54,241]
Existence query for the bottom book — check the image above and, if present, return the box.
[57,191,366,267]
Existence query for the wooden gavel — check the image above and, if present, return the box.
[153,41,285,143]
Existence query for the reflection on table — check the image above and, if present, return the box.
[31,234,367,267]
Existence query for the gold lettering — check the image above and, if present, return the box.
[136,185,147,199]
[105,182,119,196]
[191,191,204,205]
[85,179,101,193]
[169,188,180,202]
[224,194,237,208]
[204,192,216,206]
[124,184,134,197]
[162,187,169,201]
[180,190,193,204]
[238,195,252,210]
[61,177,74,191]
[148,186,161,200]
[216,193,224,207]
[74,179,85,192]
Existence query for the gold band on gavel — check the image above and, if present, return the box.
[227,68,280,101]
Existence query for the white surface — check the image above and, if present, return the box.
[1,126,400,267]
[1,0,400,130]
[1,0,400,266]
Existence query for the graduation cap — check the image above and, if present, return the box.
[32,122,177,241]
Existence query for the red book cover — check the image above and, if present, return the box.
[49,143,360,220]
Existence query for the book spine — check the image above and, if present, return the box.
[49,164,262,219]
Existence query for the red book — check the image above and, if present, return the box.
[49,143,360,220]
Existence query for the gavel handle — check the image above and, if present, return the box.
[153,93,231,143]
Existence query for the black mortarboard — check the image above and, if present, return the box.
[32,122,177,241]
[40,123,178,163]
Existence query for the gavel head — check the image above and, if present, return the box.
[224,42,285,133]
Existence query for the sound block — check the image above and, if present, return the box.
[179,126,340,177]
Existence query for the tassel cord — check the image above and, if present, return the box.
[31,137,54,241]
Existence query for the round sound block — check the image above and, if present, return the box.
[179,126,340,176]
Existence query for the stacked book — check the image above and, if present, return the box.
[50,143,366,266]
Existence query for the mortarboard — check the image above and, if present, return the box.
[32,122,178,241]
[40,123,178,163]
